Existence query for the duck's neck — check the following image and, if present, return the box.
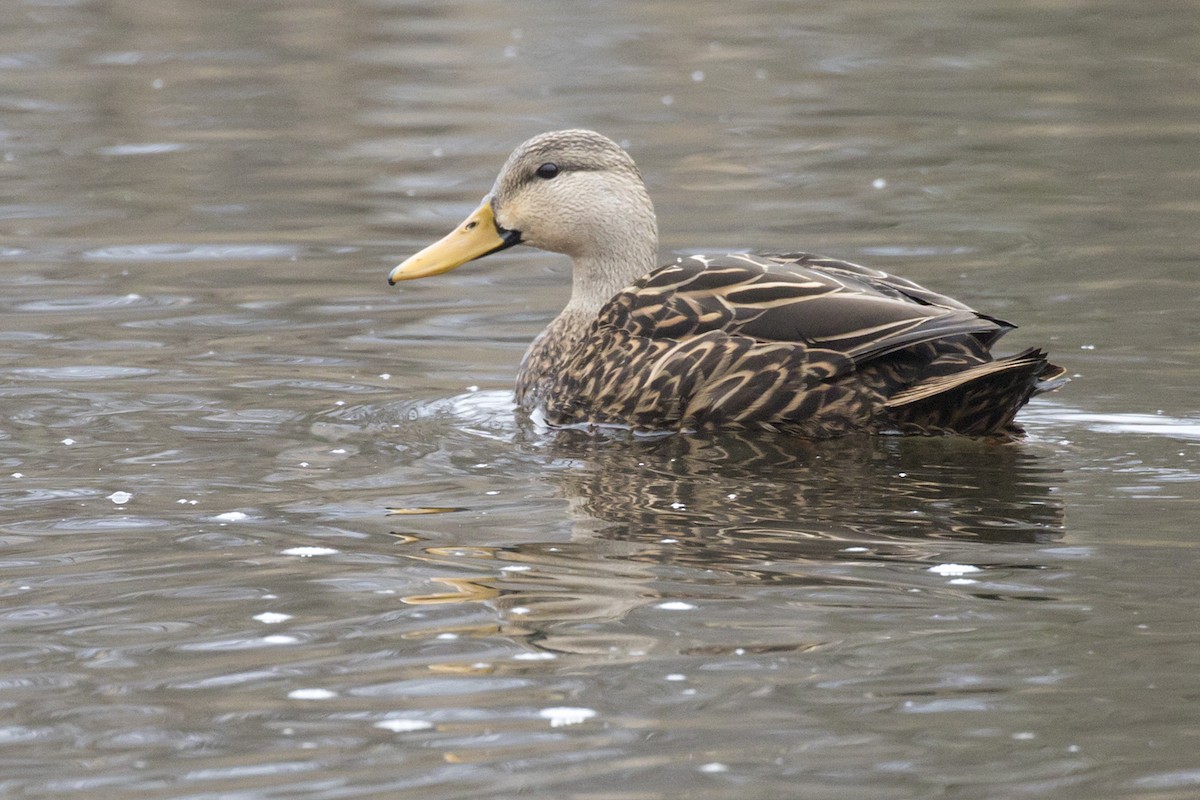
[563,201,660,319]
[516,203,659,409]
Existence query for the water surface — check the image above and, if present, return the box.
[2,1,1199,798]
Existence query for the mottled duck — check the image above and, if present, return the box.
[388,129,1065,437]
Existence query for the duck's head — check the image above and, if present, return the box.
[388,130,658,303]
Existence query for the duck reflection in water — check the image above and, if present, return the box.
[392,429,1065,657]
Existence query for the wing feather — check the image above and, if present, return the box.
[599,253,1012,367]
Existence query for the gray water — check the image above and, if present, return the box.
[3,1,1200,797]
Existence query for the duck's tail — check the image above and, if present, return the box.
[884,348,1068,436]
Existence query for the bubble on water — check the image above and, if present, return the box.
[656,601,697,611]
[374,719,433,732]
[928,563,981,576]
[539,707,595,727]
[282,546,339,557]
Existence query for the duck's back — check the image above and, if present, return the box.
[519,254,1065,437]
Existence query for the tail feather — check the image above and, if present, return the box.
[884,348,1067,435]
[1033,359,1070,395]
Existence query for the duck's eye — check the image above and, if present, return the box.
[535,162,559,180]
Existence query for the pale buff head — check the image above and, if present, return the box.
[489,130,656,262]
[390,129,660,315]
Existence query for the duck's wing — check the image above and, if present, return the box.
[599,253,1012,367]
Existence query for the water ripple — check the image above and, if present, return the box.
[234,378,386,395]
[4,487,100,504]
[123,314,284,330]
[3,516,173,535]
[82,243,301,261]
[0,673,80,691]
[14,294,191,313]
[349,676,533,698]
[0,726,50,745]
[95,143,193,156]
[214,353,359,368]
[328,389,516,433]
[3,366,158,381]
[0,604,98,624]
[1026,406,1200,441]
[61,621,199,642]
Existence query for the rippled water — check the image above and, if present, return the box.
[2,1,1199,798]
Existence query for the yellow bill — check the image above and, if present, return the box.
[388,201,519,284]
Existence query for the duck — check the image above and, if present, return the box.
[388,129,1066,437]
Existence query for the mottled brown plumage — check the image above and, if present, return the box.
[389,129,1066,437]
